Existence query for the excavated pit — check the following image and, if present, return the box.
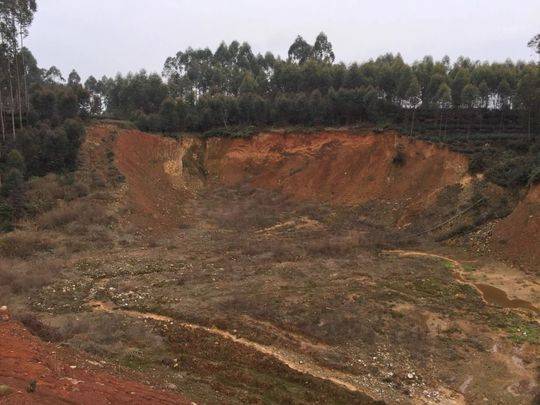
[3,125,538,405]
[115,129,473,230]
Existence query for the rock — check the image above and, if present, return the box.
[0,385,13,397]
[0,306,9,322]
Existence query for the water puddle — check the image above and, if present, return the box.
[474,284,539,314]
[384,250,539,314]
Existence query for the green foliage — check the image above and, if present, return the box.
[0,168,24,197]
[6,149,26,174]
[202,126,257,139]
[485,156,532,188]
[0,201,13,231]
[528,166,540,185]
[528,34,540,55]
[94,34,540,136]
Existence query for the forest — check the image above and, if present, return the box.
[0,0,87,230]
[95,33,540,136]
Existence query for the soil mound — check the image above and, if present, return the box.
[0,318,188,404]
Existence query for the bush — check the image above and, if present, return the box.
[468,152,487,174]
[392,148,406,167]
[36,200,113,231]
[0,201,13,232]
[0,257,63,294]
[529,166,540,185]
[14,313,62,342]
[486,157,531,188]
[25,174,88,216]
[0,231,54,258]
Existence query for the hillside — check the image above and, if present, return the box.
[0,124,538,404]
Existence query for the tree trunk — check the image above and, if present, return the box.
[410,108,416,137]
[528,110,532,141]
[20,28,29,112]
[14,54,23,128]
[438,109,443,137]
[8,62,16,139]
[467,108,472,141]
[12,18,23,128]
[0,86,5,141]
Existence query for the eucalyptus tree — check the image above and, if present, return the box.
[313,32,335,63]
[436,82,452,137]
[528,34,540,57]
[288,35,312,64]
[462,83,480,135]
[406,76,421,136]
[68,69,81,86]
[516,67,540,138]
[0,0,37,135]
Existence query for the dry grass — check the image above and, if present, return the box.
[25,174,88,216]
[36,200,114,233]
[0,231,55,258]
[0,257,65,294]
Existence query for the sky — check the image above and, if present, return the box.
[26,0,540,80]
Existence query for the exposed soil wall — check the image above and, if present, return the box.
[205,131,468,207]
[492,184,540,271]
[113,127,537,269]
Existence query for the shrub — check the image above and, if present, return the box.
[0,258,63,293]
[529,166,540,185]
[392,147,406,167]
[14,313,62,342]
[486,157,531,188]
[25,174,88,216]
[0,231,54,258]
[36,200,113,231]
[0,201,13,232]
[468,152,487,174]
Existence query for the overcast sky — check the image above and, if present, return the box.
[26,0,539,80]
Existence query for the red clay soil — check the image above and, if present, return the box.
[113,127,538,268]
[114,130,205,228]
[0,317,189,405]
[115,128,469,223]
[205,131,468,207]
[492,184,540,271]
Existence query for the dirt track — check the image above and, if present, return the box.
[89,300,386,400]
[385,250,539,314]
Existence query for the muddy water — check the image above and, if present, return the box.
[475,283,539,314]
[385,250,539,315]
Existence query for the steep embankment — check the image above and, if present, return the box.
[0,316,188,404]
[113,127,536,267]
[205,131,468,206]
[115,129,469,226]
[492,184,540,271]
[115,130,205,227]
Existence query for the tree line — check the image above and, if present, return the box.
[0,1,89,230]
[91,32,540,136]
